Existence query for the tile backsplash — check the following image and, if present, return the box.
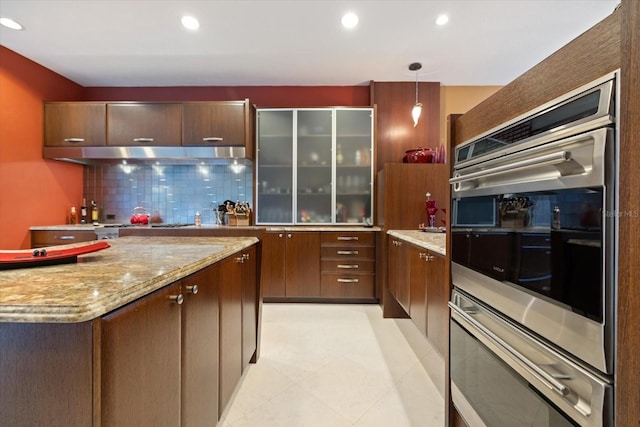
[84,163,253,225]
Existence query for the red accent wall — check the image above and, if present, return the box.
[82,85,370,107]
[0,46,85,249]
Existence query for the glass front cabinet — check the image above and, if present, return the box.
[256,108,374,225]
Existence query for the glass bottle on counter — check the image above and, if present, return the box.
[80,198,87,224]
[69,206,77,224]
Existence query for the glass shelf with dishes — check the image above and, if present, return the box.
[256,107,374,225]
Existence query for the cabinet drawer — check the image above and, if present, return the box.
[320,246,375,260]
[31,230,97,248]
[321,259,374,273]
[321,232,375,246]
[320,274,375,299]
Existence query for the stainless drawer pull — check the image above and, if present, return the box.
[57,235,76,240]
[186,285,199,295]
[337,236,358,241]
[337,250,359,255]
[449,302,571,397]
[202,137,223,142]
[337,264,359,269]
[133,137,154,143]
[64,138,85,143]
[337,278,359,283]
[169,294,184,305]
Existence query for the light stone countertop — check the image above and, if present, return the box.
[387,230,446,256]
[0,236,258,323]
[30,224,381,232]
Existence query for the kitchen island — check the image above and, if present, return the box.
[0,236,260,427]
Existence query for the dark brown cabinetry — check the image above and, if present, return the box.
[261,231,321,299]
[180,266,220,427]
[388,237,410,313]
[0,245,258,427]
[218,254,243,414]
[43,102,106,147]
[240,245,258,369]
[387,236,447,355]
[107,103,182,146]
[183,101,248,147]
[100,282,183,427]
[320,231,376,300]
[409,244,428,336]
[31,229,97,248]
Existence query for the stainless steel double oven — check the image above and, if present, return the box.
[449,72,618,427]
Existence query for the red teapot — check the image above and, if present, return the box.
[130,206,150,225]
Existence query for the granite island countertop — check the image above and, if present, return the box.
[387,230,446,255]
[0,236,258,323]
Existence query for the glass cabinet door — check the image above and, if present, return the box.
[335,108,373,223]
[296,110,333,224]
[256,110,294,224]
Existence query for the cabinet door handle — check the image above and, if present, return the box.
[242,253,250,260]
[57,235,76,240]
[169,294,184,305]
[186,285,199,295]
[278,233,284,238]
[425,255,435,262]
[337,236,358,241]
[202,137,223,142]
[337,278,359,283]
[236,256,245,264]
[337,250,358,255]
[133,137,154,143]
[287,234,292,239]
[64,138,85,143]
[337,264,359,269]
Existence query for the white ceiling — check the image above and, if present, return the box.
[0,0,619,87]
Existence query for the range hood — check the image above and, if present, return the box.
[43,146,248,165]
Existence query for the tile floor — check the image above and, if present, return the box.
[219,303,444,427]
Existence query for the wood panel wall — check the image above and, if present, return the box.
[370,81,441,173]
[616,0,640,425]
[453,8,621,145]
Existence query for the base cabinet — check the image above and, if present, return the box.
[262,231,320,299]
[387,237,447,355]
[181,266,220,427]
[219,255,243,414]
[320,231,376,299]
[0,246,258,427]
[388,237,410,313]
[101,282,183,427]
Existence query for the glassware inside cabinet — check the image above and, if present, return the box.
[296,110,333,223]
[256,110,294,224]
[335,109,373,223]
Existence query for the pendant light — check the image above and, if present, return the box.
[409,62,422,127]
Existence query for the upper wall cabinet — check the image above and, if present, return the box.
[43,100,254,156]
[256,107,374,225]
[44,103,107,147]
[183,101,247,147]
[107,103,182,146]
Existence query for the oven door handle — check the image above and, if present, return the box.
[449,151,572,184]
[449,302,573,398]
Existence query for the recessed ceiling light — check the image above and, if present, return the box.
[341,12,359,29]
[435,14,449,26]
[181,15,200,31]
[0,17,23,30]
